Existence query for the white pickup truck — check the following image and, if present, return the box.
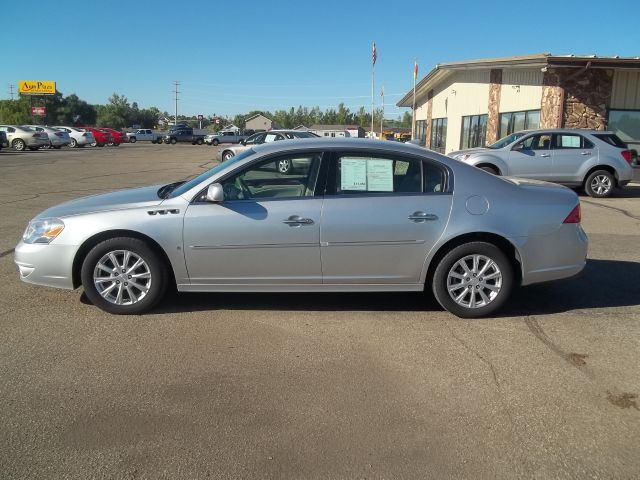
[126,129,164,144]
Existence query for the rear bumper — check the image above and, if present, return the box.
[514,224,588,286]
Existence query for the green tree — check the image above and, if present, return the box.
[96,93,132,128]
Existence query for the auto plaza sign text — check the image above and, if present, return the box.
[18,80,56,95]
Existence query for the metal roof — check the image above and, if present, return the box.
[397,53,640,107]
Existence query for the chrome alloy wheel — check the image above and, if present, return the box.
[446,254,502,309]
[93,250,152,305]
[590,174,612,196]
[277,158,291,174]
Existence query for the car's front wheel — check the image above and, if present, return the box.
[584,170,615,198]
[432,242,513,318]
[277,158,292,174]
[81,237,168,315]
[129,137,137,143]
[222,151,234,161]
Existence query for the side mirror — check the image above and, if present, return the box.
[205,183,224,202]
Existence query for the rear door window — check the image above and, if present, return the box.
[553,134,594,149]
[593,134,627,149]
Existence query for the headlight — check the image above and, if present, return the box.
[454,154,471,161]
[22,218,65,244]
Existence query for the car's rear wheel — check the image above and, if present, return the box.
[584,170,615,198]
[432,242,513,318]
[69,138,78,148]
[12,139,26,151]
[277,158,292,174]
[81,237,168,315]
[222,151,234,161]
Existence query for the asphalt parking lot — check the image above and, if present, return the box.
[1,143,639,479]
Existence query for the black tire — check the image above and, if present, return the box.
[212,139,219,146]
[479,165,499,175]
[54,145,62,149]
[13,139,26,151]
[222,151,234,162]
[277,158,292,174]
[432,242,513,318]
[170,138,177,145]
[28,147,39,151]
[69,138,78,148]
[80,237,168,315]
[584,169,615,198]
[196,138,203,145]
[129,137,137,143]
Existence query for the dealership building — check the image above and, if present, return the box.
[397,53,640,155]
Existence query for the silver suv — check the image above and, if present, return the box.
[449,129,634,197]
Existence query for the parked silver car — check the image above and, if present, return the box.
[24,125,71,149]
[219,130,319,171]
[0,125,50,151]
[14,138,587,318]
[51,126,95,148]
[449,129,634,198]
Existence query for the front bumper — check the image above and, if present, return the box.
[14,241,77,290]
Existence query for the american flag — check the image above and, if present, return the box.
[372,42,377,66]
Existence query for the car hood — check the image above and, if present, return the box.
[448,147,488,158]
[35,184,165,219]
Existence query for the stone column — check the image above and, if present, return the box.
[424,89,434,148]
[486,69,502,144]
[541,71,564,128]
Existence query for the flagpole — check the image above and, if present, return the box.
[380,86,384,139]
[412,60,417,139]
[371,59,375,139]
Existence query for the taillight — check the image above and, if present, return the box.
[82,133,87,137]
[563,204,581,224]
[621,150,633,165]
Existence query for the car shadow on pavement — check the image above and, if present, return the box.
[147,259,640,317]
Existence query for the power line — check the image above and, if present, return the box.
[173,81,180,125]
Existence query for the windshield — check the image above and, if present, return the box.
[488,132,526,149]
[167,148,256,198]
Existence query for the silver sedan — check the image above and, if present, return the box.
[14,139,588,318]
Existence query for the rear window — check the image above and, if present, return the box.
[593,134,627,149]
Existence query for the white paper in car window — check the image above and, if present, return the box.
[264,134,277,143]
[366,159,393,191]
[561,136,580,148]
[341,158,367,190]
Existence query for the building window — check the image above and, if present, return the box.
[499,110,540,138]
[415,120,426,145]
[608,110,640,150]
[461,114,488,149]
[430,118,447,153]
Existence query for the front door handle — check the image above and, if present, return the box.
[283,215,314,226]
[540,153,551,158]
[408,211,438,222]
[580,151,591,155]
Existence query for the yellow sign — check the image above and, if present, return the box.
[18,80,56,95]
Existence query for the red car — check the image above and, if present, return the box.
[99,128,127,146]
[81,127,112,147]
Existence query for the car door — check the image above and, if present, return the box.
[507,133,553,179]
[183,151,326,285]
[551,133,596,183]
[320,152,453,284]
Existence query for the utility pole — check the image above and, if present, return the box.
[173,81,180,126]
[8,84,15,100]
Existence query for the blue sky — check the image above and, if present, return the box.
[2,0,638,119]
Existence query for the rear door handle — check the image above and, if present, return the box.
[580,151,591,155]
[283,215,314,226]
[408,211,438,222]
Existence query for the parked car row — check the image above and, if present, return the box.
[0,125,128,151]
